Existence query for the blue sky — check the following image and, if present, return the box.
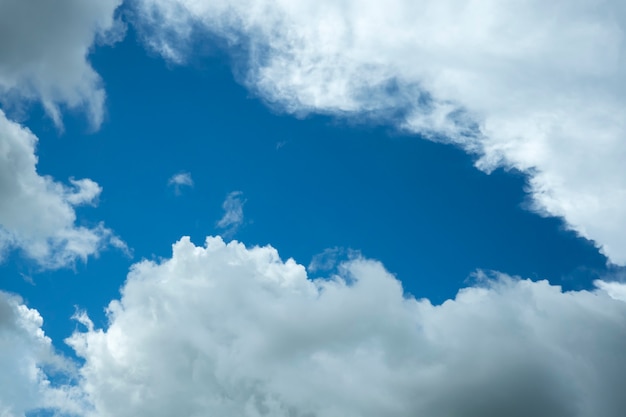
[2,2,626,417]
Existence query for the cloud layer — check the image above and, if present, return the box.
[0,110,120,269]
[135,0,626,263]
[66,236,626,417]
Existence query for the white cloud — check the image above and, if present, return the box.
[167,172,194,194]
[594,279,626,302]
[135,0,626,264]
[0,291,85,417]
[0,0,123,128]
[0,1,126,268]
[0,110,122,269]
[66,236,626,417]
[216,191,245,238]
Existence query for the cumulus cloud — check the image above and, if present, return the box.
[167,171,194,194]
[0,110,122,269]
[66,236,626,417]
[0,291,84,417]
[216,191,245,238]
[134,0,626,264]
[0,0,123,128]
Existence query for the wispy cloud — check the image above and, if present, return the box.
[308,247,360,273]
[167,171,194,195]
[216,191,245,238]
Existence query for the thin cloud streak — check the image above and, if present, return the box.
[216,191,245,238]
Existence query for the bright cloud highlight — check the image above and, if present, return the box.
[66,236,626,417]
[135,0,626,264]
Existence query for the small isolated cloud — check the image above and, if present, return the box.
[0,110,122,269]
[216,191,245,238]
[167,172,194,195]
[64,236,626,417]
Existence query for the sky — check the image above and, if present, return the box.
[1,1,626,417]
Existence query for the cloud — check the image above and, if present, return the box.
[216,191,245,238]
[0,110,122,269]
[308,247,361,273]
[65,236,626,417]
[594,279,626,302]
[0,0,123,128]
[0,1,126,267]
[134,0,626,264]
[0,291,85,417]
[167,172,194,195]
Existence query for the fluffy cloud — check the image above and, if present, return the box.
[216,191,245,238]
[0,1,126,268]
[0,0,123,127]
[134,0,626,263]
[0,110,122,269]
[67,236,626,417]
[0,291,84,417]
